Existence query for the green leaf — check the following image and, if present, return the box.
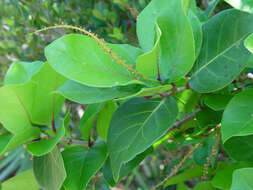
[164,165,209,187]
[188,10,203,58]
[203,94,233,111]
[80,103,104,140]
[119,84,172,100]
[196,108,222,127]
[194,181,215,190]
[204,0,220,18]
[97,101,118,140]
[212,162,253,190]
[1,170,39,190]
[136,23,161,80]
[225,0,253,13]
[103,147,152,187]
[177,182,190,190]
[45,34,143,88]
[190,9,253,93]
[29,62,66,125]
[175,89,200,113]
[4,61,43,85]
[193,135,217,166]
[62,142,108,190]
[222,89,253,161]
[137,0,171,52]
[108,97,178,180]
[57,80,142,104]
[0,83,40,154]
[157,0,195,81]
[33,146,66,190]
[26,122,65,156]
[231,168,253,190]
[245,33,253,53]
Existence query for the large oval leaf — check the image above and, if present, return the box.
[33,146,66,190]
[45,34,143,88]
[231,168,253,190]
[61,142,107,190]
[57,80,142,104]
[190,9,253,93]
[221,89,253,161]
[108,97,178,180]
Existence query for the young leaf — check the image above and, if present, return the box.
[61,142,108,190]
[0,83,41,154]
[80,103,104,140]
[190,10,253,92]
[96,101,118,140]
[157,0,195,81]
[230,168,253,190]
[4,61,43,85]
[30,62,66,125]
[108,97,178,180]
[222,89,253,161]
[1,170,39,190]
[33,146,66,190]
[57,80,142,104]
[136,23,161,80]
[45,34,143,88]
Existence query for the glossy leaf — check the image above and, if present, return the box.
[96,101,118,140]
[225,0,253,13]
[29,62,66,125]
[136,23,161,80]
[245,33,253,53]
[231,168,253,190]
[157,0,195,81]
[137,0,171,52]
[61,142,108,190]
[190,10,253,92]
[4,61,43,85]
[188,10,203,58]
[57,80,142,104]
[0,83,41,154]
[222,89,253,161]
[45,34,143,88]
[108,97,178,180]
[33,146,66,190]
[1,170,39,190]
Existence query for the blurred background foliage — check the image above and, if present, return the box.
[0,0,232,189]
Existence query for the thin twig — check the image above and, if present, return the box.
[152,124,221,189]
[167,109,200,133]
[151,143,201,190]
[119,0,139,18]
[60,138,88,146]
